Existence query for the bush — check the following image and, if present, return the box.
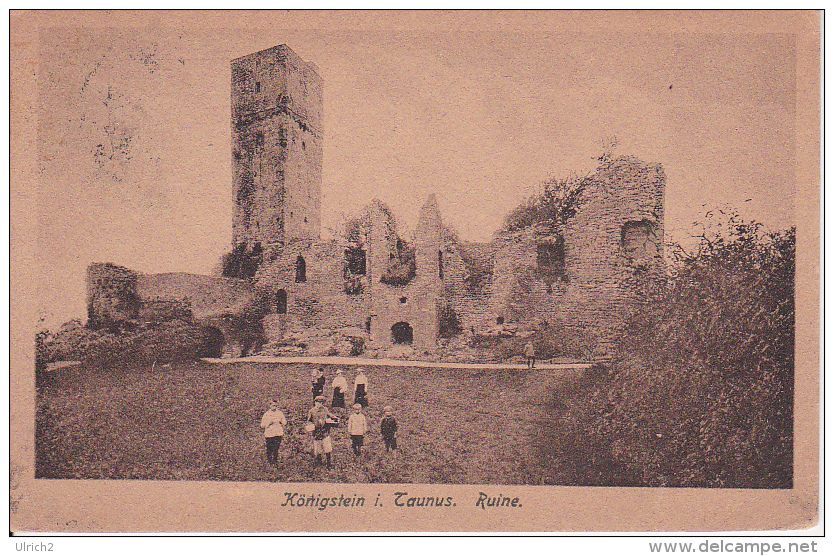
[348,337,365,356]
[38,320,220,370]
[222,242,262,279]
[502,173,589,233]
[566,215,795,487]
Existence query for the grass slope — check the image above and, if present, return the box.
[36,361,580,484]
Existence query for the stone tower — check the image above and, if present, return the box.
[231,45,323,251]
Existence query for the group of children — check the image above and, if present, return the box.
[259,367,399,469]
[311,367,368,408]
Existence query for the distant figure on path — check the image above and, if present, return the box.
[381,405,398,453]
[331,369,348,408]
[260,399,287,465]
[353,369,369,407]
[307,395,338,468]
[311,368,326,400]
[347,403,369,456]
[525,341,536,369]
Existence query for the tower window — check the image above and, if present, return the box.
[255,81,261,93]
[295,255,307,283]
[621,220,657,264]
[438,250,444,279]
[302,141,306,151]
[255,132,264,147]
[275,289,287,314]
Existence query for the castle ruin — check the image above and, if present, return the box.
[86,45,665,360]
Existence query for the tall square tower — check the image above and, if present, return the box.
[231,45,322,250]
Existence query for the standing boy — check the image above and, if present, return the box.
[380,405,398,453]
[347,403,369,456]
[260,399,287,465]
[307,395,338,468]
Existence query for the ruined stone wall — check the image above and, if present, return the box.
[255,239,370,342]
[231,44,322,251]
[368,196,442,349]
[487,157,666,355]
[86,263,139,328]
[439,241,492,333]
[137,299,193,323]
[136,273,254,319]
[136,272,255,358]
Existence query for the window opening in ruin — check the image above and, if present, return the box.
[255,81,261,93]
[343,245,366,294]
[391,321,414,345]
[304,217,308,223]
[438,250,444,279]
[295,255,307,282]
[302,141,306,151]
[365,317,372,334]
[380,237,417,286]
[399,297,407,304]
[496,316,504,325]
[536,236,567,286]
[255,132,264,147]
[344,247,367,275]
[276,289,287,314]
[621,220,656,263]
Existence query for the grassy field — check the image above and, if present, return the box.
[36,360,589,484]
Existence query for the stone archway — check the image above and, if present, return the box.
[198,326,225,358]
[391,321,414,345]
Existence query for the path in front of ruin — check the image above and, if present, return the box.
[202,355,594,370]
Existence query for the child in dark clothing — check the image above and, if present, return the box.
[311,368,326,400]
[380,405,398,452]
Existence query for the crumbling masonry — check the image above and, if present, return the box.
[86,45,665,359]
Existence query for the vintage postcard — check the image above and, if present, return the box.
[10,11,821,533]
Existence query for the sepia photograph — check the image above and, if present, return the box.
[10,10,820,532]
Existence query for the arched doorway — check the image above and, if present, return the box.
[275,289,287,314]
[391,321,413,345]
[198,327,225,358]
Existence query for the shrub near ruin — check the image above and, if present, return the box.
[38,320,216,371]
[566,216,795,488]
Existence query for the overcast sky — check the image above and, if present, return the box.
[36,25,797,327]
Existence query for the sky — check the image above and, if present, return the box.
[35,25,797,327]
